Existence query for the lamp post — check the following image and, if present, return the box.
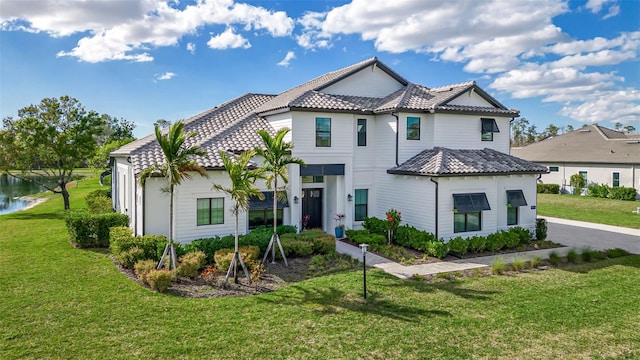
[359,243,368,299]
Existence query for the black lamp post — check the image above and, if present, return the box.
[359,243,368,299]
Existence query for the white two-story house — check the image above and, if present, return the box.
[111,57,547,243]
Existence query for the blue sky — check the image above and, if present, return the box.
[1,0,638,138]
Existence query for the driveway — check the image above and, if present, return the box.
[543,216,640,254]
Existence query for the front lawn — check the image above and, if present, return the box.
[1,180,639,359]
[537,193,640,228]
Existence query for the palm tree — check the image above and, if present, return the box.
[255,128,305,266]
[214,149,265,286]
[139,121,208,270]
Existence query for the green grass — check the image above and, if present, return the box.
[1,178,640,359]
[537,193,640,228]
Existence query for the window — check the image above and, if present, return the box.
[481,118,499,141]
[357,119,367,146]
[454,212,481,233]
[452,193,489,233]
[354,189,368,221]
[407,116,420,140]
[316,117,331,147]
[248,208,283,230]
[507,207,518,226]
[613,172,620,187]
[579,171,588,184]
[549,166,559,172]
[302,176,324,183]
[197,198,224,225]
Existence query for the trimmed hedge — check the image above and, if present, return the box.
[65,211,129,248]
[362,217,387,235]
[395,225,437,253]
[537,184,560,194]
[109,226,167,261]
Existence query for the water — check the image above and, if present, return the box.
[0,174,47,215]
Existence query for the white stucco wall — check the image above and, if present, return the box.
[433,114,511,153]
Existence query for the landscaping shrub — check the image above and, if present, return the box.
[277,224,298,235]
[86,194,113,214]
[110,227,167,261]
[66,211,129,248]
[177,251,207,278]
[570,173,585,195]
[213,246,260,272]
[155,240,186,261]
[468,235,487,253]
[491,257,506,275]
[548,251,561,265]
[350,233,387,246]
[529,256,541,268]
[134,259,157,284]
[447,236,468,256]
[426,240,449,259]
[536,218,548,241]
[537,183,560,194]
[608,186,637,201]
[86,189,111,201]
[312,235,336,254]
[115,246,146,269]
[502,230,520,249]
[345,229,369,239]
[588,183,610,198]
[511,257,527,271]
[394,225,436,253]
[281,240,314,257]
[362,216,387,236]
[486,232,505,252]
[566,248,578,263]
[510,226,531,245]
[200,266,220,283]
[146,269,174,292]
[580,247,593,262]
[606,248,629,258]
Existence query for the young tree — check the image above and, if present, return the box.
[566,124,574,132]
[0,96,105,210]
[614,122,623,131]
[623,125,636,134]
[214,149,265,286]
[138,121,208,270]
[255,128,305,266]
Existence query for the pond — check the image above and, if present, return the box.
[0,173,47,215]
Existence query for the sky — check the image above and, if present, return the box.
[1,0,639,138]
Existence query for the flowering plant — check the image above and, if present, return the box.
[385,209,402,244]
[334,213,345,229]
[301,214,310,231]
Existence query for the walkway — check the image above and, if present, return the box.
[336,217,639,279]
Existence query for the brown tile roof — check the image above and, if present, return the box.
[511,125,640,165]
[388,147,548,176]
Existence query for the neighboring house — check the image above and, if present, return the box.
[111,57,547,243]
[511,125,640,195]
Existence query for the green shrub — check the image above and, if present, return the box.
[281,240,314,257]
[66,211,129,248]
[606,248,630,258]
[502,231,520,249]
[486,232,505,252]
[537,184,560,194]
[548,251,561,265]
[277,224,298,235]
[566,248,578,263]
[579,247,593,262]
[426,240,449,259]
[351,233,387,246]
[468,235,487,253]
[312,235,336,255]
[146,269,174,292]
[86,189,111,201]
[362,217,387,236]
[535,218,547,241]
[115,246,146,269]
[591,251,607,260]
[570,173,585,195]
[588,183,610,198]
[86,194,113,214]
[447,236,469,256]
[509,227,531,245]
[177,251,207,278]
[394,225,436,253]
[110,227,166,261]
[345,229,370,239]
[608,186,637,201]
[491,257,506,275]
[511,257,527,271]
[134,259,157,284]
[155,240,186,261]
[213,246,260,272]
[529,256,541,268]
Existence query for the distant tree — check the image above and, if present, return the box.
[538,123,560,140]
[154,119,171,129]
[0,96,105,210]
[214,149,265,286]
[566,124,574,132]
[525,124,538,144]
[623,125,636,134]
[89,138,135,169]
[138,121,208,270]
[614,122,623,131]
[511,118,529,147]
[90,116,137,169]
[570,173,585,195]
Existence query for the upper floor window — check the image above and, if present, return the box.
[302,176,324,183]
[354,189,368,221]
[357,119,367,146]
[316,117,331,147]
[197,198,224,226]
[407,116,420,140]
[613,172,620,187]
[481,118,499,141]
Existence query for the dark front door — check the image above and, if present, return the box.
[302,188,322,230]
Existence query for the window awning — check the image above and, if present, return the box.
[481,118,500,133]
[506,190,528,207]
[453,193,491,212]
[249,191,288,209]
[300,164,345,176]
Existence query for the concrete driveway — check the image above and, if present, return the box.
[543,216,640,254]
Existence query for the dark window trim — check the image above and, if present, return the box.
[316,117,331,147]
[613,172,620,187]
[248,208,284,230]
[507,207,518,226]
[197,197,224,226]
[407,116,420,140]
[506,190,528,207]
[481,118,499,142]
[357,118,367,146]
[354,189,368,221]
[454,211,482,233]
[453,193,491,213]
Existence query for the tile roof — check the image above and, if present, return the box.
[511,125,640,165]
[388,147,548,176]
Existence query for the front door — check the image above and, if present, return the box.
[302,188,322,230]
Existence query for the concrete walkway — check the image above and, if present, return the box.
[336,217,638,279]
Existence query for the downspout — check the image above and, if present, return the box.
[391,112,399,166]
[134,176,138,235]
[430,177,439,239]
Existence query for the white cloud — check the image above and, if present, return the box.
[207,27,250,49]
[277,51,295,67]
[550,50,636,69]
[5,0,293,62]
[186,42,196,54]
[586,0,620,19]
[156,72,175,80]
